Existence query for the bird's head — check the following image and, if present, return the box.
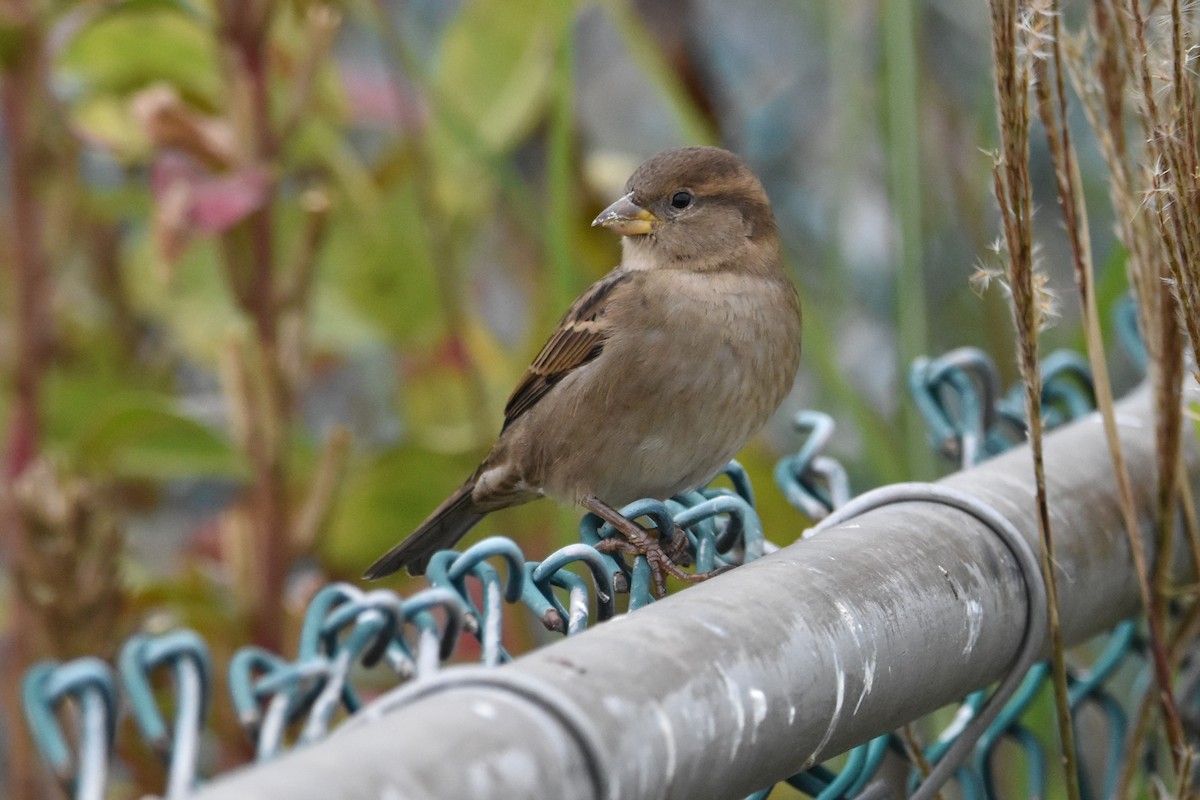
[591,146,779,273]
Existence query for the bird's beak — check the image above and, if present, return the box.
[591,192,660,236]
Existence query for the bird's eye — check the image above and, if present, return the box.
[670,190,693,210]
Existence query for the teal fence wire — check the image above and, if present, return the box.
[21,327,1165,800]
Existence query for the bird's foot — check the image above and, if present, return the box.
[593,530,692,597]
[582,495,719,598]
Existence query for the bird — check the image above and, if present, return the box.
[364,146,802,592]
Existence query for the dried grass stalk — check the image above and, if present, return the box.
[1068,0,1199,776]
[987,2,1080,796]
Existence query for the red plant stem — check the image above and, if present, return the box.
[2,44,47,481]
[1,5,49,797]
[229,10,288,652]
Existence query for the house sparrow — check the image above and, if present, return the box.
[365,146,801,592]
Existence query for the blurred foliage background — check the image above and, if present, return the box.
[0,0,1143,796]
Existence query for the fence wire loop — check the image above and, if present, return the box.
[532,544,617,615]
[318,591,404,668]
[431,536,525,601]
[762,734,889,800]
[997,349,1094,432]
[911,347,1097,475]
[673,494,763,561]
[22,657,118,800]
[909,347,1008,468]
[721,460,756,504]
[119,630,212,798]
[298,584,380,662]
[297,584,401,710]
[774,410,851,520]
[230,648,330,760]
[425,541,525,666]
[524,561,590,634]
[226,582,465,760]
[402,587,468,664]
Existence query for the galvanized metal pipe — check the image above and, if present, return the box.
[193,385,1183,800]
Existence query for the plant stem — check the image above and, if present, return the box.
[1033,4,1170,786]
[369,0,494,443]
[603,0,717,146]
[987,2,1080,796]
[1109,0,1189,761]
[1067,0,1191,778]
[0,3,49,796]
[219,1,290,652]
[882,0,933,482]
[547,21,577,315]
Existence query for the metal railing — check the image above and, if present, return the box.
[182,375,1173,800]
[23,337,1178,799]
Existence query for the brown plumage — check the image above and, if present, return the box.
[364,146,801,580]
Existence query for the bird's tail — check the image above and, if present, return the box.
[363,481,484,579]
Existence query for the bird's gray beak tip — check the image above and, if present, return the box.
[592,192,659,237]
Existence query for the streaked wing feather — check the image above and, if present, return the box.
[502,270,632,431]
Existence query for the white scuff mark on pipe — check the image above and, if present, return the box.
[808,651,845,766]
[963,598,983,655]
[748,688,767,744]
[960,562,987,655]
[471,701,498,720]
[856,656,875,715]
[654,706,677,785]
[836,600,862,644]
[942,564,984,656]
[716,665,746,759]
[835,599,875,715]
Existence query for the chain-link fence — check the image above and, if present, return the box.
[24,336,1186,799]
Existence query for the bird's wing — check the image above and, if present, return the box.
[502,269,633,432]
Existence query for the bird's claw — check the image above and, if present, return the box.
[593,518,721,598]
[666,524,693,566]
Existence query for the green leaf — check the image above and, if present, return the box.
[321,184,443,344]
[38,338,245,481]
[434,0,572,153]
[0,16,27,70]
[319,445,479,573]
[1094,243,1131,338]
[73,403,246,480]
[57,0,221,109]
[69,94,154,160]
[124,232,244,364]
[424,0,573,218]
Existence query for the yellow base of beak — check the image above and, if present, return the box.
[592,192,660,237]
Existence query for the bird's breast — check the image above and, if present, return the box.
[523,268,800,506]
